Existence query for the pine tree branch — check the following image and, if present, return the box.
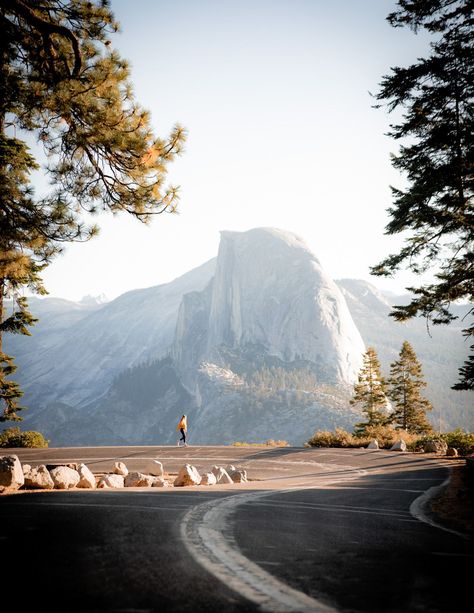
[4,0,82,76]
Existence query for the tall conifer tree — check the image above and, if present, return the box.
[452,345,474,390]
[371,0,474,390]
[0,352,24,421]
[387,341,434,434]
[0,0,185,420]
[351,347,389,434]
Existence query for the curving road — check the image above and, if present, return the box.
[1,446,472,612]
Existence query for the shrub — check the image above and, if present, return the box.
[355,425,420,450]
[306,428,355,448]
[265,439,290,447]
[306,425,425,450]
[441,429,474,456]
[0,427,49,448]
[305,425,474,456]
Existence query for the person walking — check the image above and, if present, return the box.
[176,414,188,446]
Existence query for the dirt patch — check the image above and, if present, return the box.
[429,461,474,537]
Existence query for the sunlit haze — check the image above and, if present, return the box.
[35,0,433,302]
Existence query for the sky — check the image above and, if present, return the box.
[35,0,434,302]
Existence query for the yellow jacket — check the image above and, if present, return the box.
[177,416,187,432]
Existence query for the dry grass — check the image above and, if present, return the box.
[232,439,290,448]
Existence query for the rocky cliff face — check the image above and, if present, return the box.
[173,228,365,388]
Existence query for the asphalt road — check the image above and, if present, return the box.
[1,446,472,612]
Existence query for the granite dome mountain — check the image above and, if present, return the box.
[5,228,472,445]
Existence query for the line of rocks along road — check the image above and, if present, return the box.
[2,444,472,541]
[0,446,471,613]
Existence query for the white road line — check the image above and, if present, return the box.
[181,490,336,612]
[180,466,367,612]
[409,476,468,539]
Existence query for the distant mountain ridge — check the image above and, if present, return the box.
[4,228,472,445]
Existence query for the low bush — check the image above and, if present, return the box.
[441,429,474,456]
[356,426,421,450]
[306,426,474,456]
[306,428,355,448]
[264,439,290,447]
[0,427,49,448]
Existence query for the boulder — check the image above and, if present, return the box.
[446,447,458,457]
[113,462,128,476]
[228,468,248,483]
[212,467,233,484]
[22,464,32,476]
[200,472,217,486]
[390,439,407,452]
[124,472,154,487]
[50,466,80,489]
[152,477,170,488]
[174,464,201,487]
[142,460,164,477]
[97,474,124,489]
[77,463,96,488]
[24,465,54,490]
[424,440,448,454]
[367,439,379,450]
[0,455,25,489]
[226,465,237,473]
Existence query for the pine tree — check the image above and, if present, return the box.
[0,0,186,419]
[0,352,24,422]
[351,347,389,434]
[387,341,434,434]
[452,345,474,390]
[370,0,474,390]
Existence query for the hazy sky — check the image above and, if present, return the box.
[37,0,433,302]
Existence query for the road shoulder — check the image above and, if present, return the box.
[429,461,474,537]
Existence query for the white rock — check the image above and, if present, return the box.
[77,463,96,488]
[141,460,164,477]
[226,464,236,473]
[22,464,32,476]
[124,472,154,487]
[390,439,407,452]
[174,464,201,486]
[367,439,379,450]
[152,477,170,487]
[113,461,128,476]
[0,455,24,489]
[229,468,247,483]
[200,472,217,485]
[24,465,54,490]
[213,467,233,484]
[98,474,124,488]
[50,466,80,489]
